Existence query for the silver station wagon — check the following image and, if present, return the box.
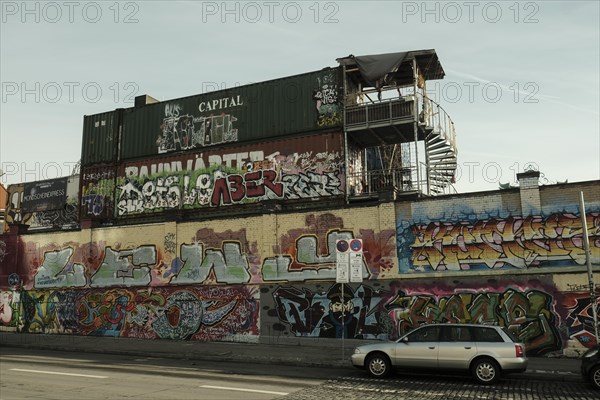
[351,324,528,384]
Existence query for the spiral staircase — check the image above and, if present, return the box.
[421,98,458,194]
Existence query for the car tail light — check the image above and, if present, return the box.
[515,344,524,357]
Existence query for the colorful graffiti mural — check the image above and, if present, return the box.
[564,292,600,348]
[314,71,342,127]
[115,142,344,216]
[266,280,579,355]
[158,99,241,154]
[2,286,259,341]
[271,283,391,339]
[23,213,391,288]
[80,166,116,219]
[399,213,600,273]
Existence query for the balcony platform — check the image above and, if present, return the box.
[345,99,428,146]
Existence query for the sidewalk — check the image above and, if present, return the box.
[0,332,583,383]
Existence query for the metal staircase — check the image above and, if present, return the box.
[421,96,457,194]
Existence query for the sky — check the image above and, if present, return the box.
[1,0,599,194]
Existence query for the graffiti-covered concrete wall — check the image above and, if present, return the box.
[1,180,599,356]
[1,203,396,344]
[260,275,597,355]
[396,181,599,274]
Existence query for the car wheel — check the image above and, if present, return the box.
[591,365,600,389]
[472,357,500,384]
[366,353,391,378]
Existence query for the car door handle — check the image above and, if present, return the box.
[464,346,472,349]
[428,346,436,349]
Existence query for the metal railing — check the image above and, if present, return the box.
[418,93,457,154]
[345,98,415,129]
[347,167,420,196]
[347,164,457,198]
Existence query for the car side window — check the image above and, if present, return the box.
[473,327,503,342]
[407,326,440,342]
[443,326,473,341]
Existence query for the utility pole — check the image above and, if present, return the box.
[580,191,599,344]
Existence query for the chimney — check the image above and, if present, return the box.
[517,170,541,215]
[134,94,159,108]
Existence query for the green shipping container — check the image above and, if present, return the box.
[81,110,122,166]
[119,67,343,161]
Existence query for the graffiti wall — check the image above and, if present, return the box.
[80,165,116,220]
[14,207,396,291]
[0,286,259,342]
[396,186,600,273]
[260,275,600,353]
[3,181,600,354]
[111,133,345,217]
[313,70,342,128]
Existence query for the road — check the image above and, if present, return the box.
[0,347,347,400]
[1,347,597,400]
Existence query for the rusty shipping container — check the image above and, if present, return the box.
[114,131,345,218]
[101,67,342,162]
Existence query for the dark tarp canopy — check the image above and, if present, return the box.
[337,49,445,89]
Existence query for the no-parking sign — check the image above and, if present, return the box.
[336,238,363,283]
[336,239,350,283]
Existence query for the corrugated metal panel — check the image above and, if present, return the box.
[114,131,345,218]
[120,67,343,160]
[81,110,120,166]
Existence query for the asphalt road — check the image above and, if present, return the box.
[1,347,596,400]
[0,347,345,400]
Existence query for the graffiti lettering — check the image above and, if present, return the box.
[34,248,86,289]
[282,172,343,199]
[564,293,600,347]
[314,73,342,128]
[262,230,370,282]
[386,288,561,355]
[211,170,284,206]
[158,106,239,153]
[90,246,156,287]
[273,284,388,339]
[171,242,251,284]
[81,194,106,216]
[408,213,600,271]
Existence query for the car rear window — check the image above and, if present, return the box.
[501,327,521,342]
[472,327,504,342]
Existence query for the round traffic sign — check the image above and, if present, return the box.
[8,273,20,287]
[336,240,349,253]
[350,239,362,252]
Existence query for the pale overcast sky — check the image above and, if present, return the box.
[1,0,599,194]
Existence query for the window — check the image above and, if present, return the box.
[407,326,440,342]
[442,326,473,342]
[473,327,503,342]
